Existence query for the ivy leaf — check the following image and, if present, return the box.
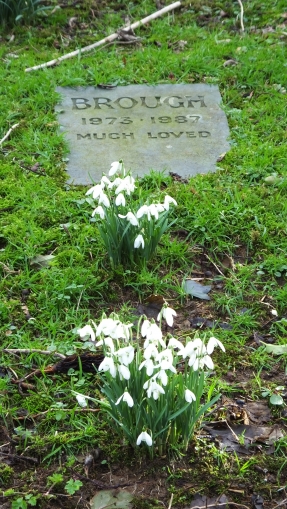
[184,280,212,300]
[90,489,133,509]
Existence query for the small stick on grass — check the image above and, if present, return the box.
[3,348,66,359]
[0,123,20,145]
[237,0,244,32]
[204,253,225,277]
[25,1,181,72]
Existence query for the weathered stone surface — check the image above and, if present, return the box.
[56,84,230,184]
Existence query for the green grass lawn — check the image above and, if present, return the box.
[1,0,287,507]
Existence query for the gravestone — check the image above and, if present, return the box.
[56,84,230,184]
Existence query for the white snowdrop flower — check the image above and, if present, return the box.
[115,176,135,195]
[136,204,151,221]
[197,354,214,371]
[86,183,104,199]
[115,345,134,366]
[96,318,119,337]
[185,389,196,403]
[144,379,165,400]
[139,358,157,376]
[108,177,123,189]
[96,336,115,353]
[157,305,177,327]
[118,364,131,380]
[134,234,145,249]
[76,394,88,407]
[115,391,134,408]
[77,324,96,342]
[155,369,168,386]
[98,356,117,377]
[118,212,139,226]
[136,431,152,447]
[206,337,226,355]
[101,175,111,188]
[92,205,105,219]
[115,192,126,207]
[155,349,176,372]
[163,195,177,210]
[145,322,163,342]
[271,309,278,317]
[109,161,122,176]
[141,319,151,338]
[149,203,165,220]
[143,343,159,360]
[167,337,184,353]
[98,192,110,208]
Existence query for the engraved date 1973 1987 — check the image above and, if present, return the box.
[80,116,201,125]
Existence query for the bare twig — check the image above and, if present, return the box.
[272,499,287,509]
[3,348,66,359]
[0,123,20,145]
[25,1,181,72]
[167,493,174,509]
[237,0,244,32]
[204,253,225,277]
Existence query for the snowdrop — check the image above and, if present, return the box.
[98,192,110,208]
[139,357,157,376]
[134,234,144,249]
[118,211,139,226]
[143,378,165,400]
[163,195,177,210]
[116,391,134,408]
[86,183,104,200]
[157,305,177,327]
[136,431,152,447]
[92,205,105,219]
[206,336,226,355]
[115,192,126,207]
[96,336,115,353]
[118,364,131,380]
[77,324,96,342]
[185,389,196,403]
[98,356,117,378]
[115,345,134,366]
[109,161,123,176]
[115,175,135,195]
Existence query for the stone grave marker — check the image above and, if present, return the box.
[56,84,230,184]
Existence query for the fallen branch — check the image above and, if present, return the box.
[0,123,19,145]
[25,1,181,72]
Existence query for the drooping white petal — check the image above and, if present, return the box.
[109,161,122,176]
[206,337,225,355]
[118,364,131,380]
[92,205,105,219]
[185,389,196,403]
[136,431,152,446]
[115,345,134,366]
[86,183,104,199]
[134,234,145,249]
[118,212,139,226]
[163,195,177,210]
[98,192,110,208]
[116,391,134,407]
[98,356,117,377]
[115,193,126,207]
[77,324,96,342]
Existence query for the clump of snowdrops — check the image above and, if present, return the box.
[76,305,225,456]
[85,161,177,267]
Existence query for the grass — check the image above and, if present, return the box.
[1,0,287,507]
